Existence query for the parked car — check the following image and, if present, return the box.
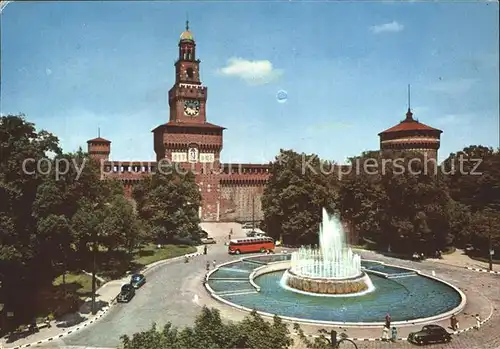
[130,273,146,288]
[117,283,135,303]
[199,230,209,238]
[201,237,216,244]
[408,325,451,345]
[247,230,266,238]
[241,222,254,230]
[465,244,475,252]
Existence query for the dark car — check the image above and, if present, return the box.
[117,283,135,303]
[408,325,451,345]
[130,273,146,288]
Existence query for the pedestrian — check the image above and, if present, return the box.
[385,313,391,328]
[455,317,460,330]
[475,314,481,329]
[206,261,210,271]
[450,314,457,331]
[45,316,51,328]
[382,325,389,341]
[203,245,207,255]
[391,327,397,342]
[212,260,216,268]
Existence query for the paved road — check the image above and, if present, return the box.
[30,241,237,348]
[27,224,500,349]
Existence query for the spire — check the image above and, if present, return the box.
[186,13,189,31]
[405,84,413,120]
[98,127,100,138]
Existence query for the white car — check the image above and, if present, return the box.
[241,222,254,230]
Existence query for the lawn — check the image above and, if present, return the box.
[53,272,96,299]
[469,255,500,265]
[132,244,197,266]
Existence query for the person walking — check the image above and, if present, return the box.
[385,313,391,328]
[212,260,217,269]
[206,261,210,271]
[450,314,457,331]
[391,327,397,342]
[381,325,389,341]
[203,245,207,255]
[475,314,481,329]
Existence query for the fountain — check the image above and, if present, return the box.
[281,208,374,296]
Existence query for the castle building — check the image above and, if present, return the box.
[87,25,444,222]
[87,22,270,222]
[378,107,442,160]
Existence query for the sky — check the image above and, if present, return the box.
[1,1,498,164]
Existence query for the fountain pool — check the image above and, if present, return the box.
[205,209,465,324]
[206,255,465,324]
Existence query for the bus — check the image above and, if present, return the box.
[228,237,275,255]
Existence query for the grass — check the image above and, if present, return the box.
[469,255,500,265]
[132,244,197,266]
[97,243,197,280]
[53,272,96,299]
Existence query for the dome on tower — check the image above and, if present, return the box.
[180,20,194,41]
[180,30,194,41]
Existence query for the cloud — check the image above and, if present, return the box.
[427,78,477,94]
[370,21,404,34]
[218,57,283,85]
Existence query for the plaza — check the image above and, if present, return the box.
[2,223,499,349]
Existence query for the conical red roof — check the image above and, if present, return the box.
[378,110,442,135]
[87,137,111,143]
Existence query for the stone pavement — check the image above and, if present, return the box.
[197,248,500,349]
[425,248,496,270]
[0,247,203,349]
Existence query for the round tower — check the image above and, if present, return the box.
[87,137,111,162]
[378,108,442,161]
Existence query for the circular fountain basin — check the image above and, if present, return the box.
[206,255,466,325]
[283,269,373,296]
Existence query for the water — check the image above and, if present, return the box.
[288,208,362,279]
[208,259,463,323]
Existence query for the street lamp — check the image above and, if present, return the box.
[91,202,111,315]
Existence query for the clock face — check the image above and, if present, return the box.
[184,100,200,116]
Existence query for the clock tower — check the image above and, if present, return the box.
[168,20,208,124]
[152,22,225,220]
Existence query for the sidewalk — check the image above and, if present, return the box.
[426,248,497,271]
[0,247,203,349]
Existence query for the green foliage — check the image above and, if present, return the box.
[120,307,294,349]
[0,114,144,326]
[261,149,338,246]
[133,171,202,245]
[262,146,500,256]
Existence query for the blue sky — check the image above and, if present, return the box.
[1,1,498,164]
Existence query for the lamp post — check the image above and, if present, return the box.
[91,202,110,315]
[252,195,255,230]
[488,230,493,272]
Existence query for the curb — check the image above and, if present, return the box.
[7,306,112,349]
[293,309,494,342]
[464,266,500,275]
[2,251,203,349]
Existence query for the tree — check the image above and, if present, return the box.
[120,307,294,349]
[442,145,500,211]
[0,114,61,323]
[261,149,338,246]
[338,150,455,253]
[471,208,500,257]
[133,170,202,245]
